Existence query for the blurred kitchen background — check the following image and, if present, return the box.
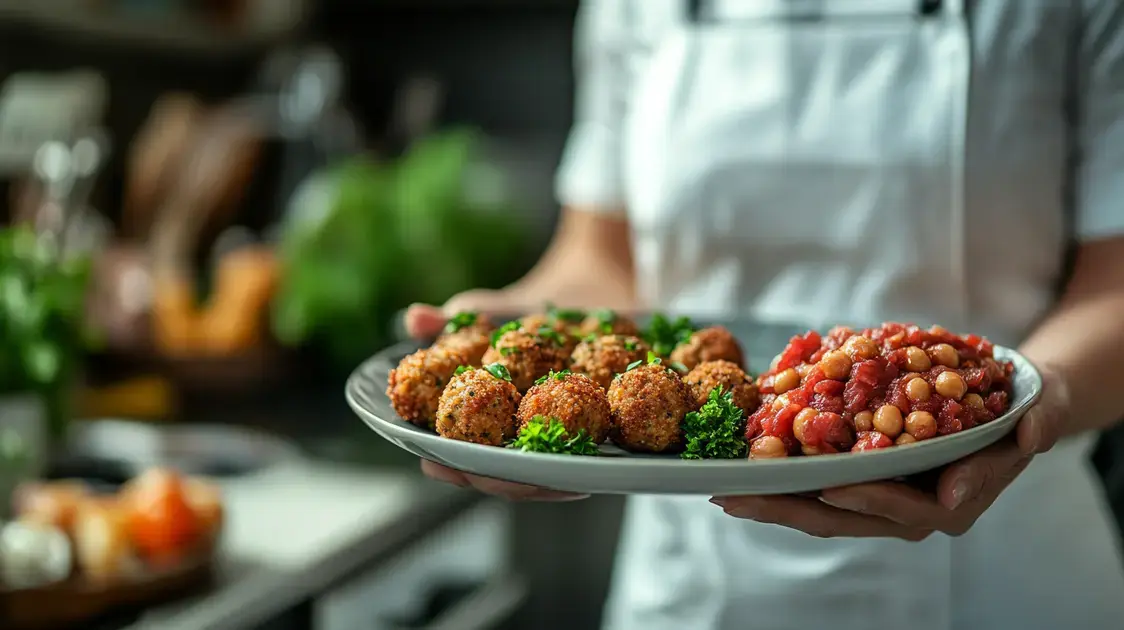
[0,1,624,629]
[2,2,1124,630]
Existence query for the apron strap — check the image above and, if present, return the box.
[684,0,953,24]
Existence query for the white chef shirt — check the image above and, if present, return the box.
[554,2,1124,629]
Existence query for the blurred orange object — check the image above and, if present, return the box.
[14,481,91,536]
[198,246,279,354]
[77,376,176,421]
[73,497,137,585]
[122,469,200,567]
[152,274,203,355]
[183,478,224,543]
[151,247,279,356]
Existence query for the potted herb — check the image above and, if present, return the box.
[0,226,91,479]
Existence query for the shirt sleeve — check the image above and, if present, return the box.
[554,0,634,212]
[1074,1,1124,241]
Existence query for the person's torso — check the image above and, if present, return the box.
[618,0,1074,347]
[601,3,1124,629]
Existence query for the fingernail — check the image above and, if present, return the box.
[709,497,726,507]
[950,477,972,509]
[1025,410,1044,453]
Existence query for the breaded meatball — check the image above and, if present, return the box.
[578,310,640,337]
[481,329,569,393]
[516,371,611,444]
[683,360,760,415]
[607,363,693,453]
[436,367,521,446]
[670,326,745,371]
[519,313,580,356]
[436,313,494,366]
[570,335,649,390]
[387,346,469,429]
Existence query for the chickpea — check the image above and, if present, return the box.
[750,436,788,459]
[963,393,986,412]
[819,350,853,380]
[904,346,932,372]
[769,355,781,371]
[873,404,904,439]
[927,343,959,368]
[772,394,790,411]
[793,408,818,445]
[796,363,813,378]
[905,376,931,402]
[895,433,918,446]
[853,410,875,433]
[773,368,800,394]
[905,411,938,440]
[842,335,877,361]
[801,445,825,456]
[934,371,967,400]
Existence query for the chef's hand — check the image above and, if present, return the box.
[712,366,1068,540]
[404,301,589,503]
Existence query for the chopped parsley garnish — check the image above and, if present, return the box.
[483,363,512,382]
[590,308,617,334]
[582,333,599,344]
[643,313,696,357]
[454,365,472,376]
[490,321,521,347]
[646,350,662,365]
[681,387,747,460]
[500,346,518,357]
[669,361,689,373]
[444,311,478,334]
[536,326,566,347]
[625,359,644,372]
[547,306,586,324]
[507,415,599,456]
[534,369,572,386]
[623,338,638,352]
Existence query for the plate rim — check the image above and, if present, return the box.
[345,339,1043,472]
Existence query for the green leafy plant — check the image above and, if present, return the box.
[508,415,599,456]
[0,227,91,438]
[271,128,533,368]
[546,305,585,325]
[643,313,696,357]
[681,387,748,460]
[535,326,566,347]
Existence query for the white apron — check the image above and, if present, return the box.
[603,1,1124,629]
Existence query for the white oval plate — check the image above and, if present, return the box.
[346,341,1042,495]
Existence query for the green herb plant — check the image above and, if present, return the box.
[508,415,599,456]
[535,326,566,347]
[0,227,92,438]
[590,308,617,334]
[681,387,748,460]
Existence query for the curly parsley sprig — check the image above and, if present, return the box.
[507,415,600,456]
[681,387,748,460]
[534,369,572,386]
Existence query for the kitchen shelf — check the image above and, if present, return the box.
[0,0,305,57]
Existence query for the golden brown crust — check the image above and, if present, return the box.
[577,314,640,338]
[516,373,611,444]
[683,360,760,415]
[481,330,570,393]
[386,346,469,429]
[436,369,522,446]
[436,319,494,366]
[670,326,745,371]
[607,364,693,453]
[569,335,650,390]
